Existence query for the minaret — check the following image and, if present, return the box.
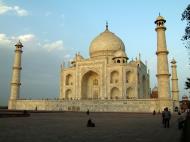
[8,41,23,109]
[155,15,170,99]
[171,58,179,102]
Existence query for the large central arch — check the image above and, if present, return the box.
[81,71,100,99]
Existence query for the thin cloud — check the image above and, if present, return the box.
[0,2,28,16]
[43,40,64,52]
[17,34,35,42]
[13,6,28,16]
[0,2,12,14]
[0,33,11,47]
[64,54,71,59]
[0,33,75,57]
[0,33,35,48]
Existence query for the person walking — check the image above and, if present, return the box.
[86,109,90,115]
[162,108,166,124]
[163,107,171,128]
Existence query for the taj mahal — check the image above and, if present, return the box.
[8,15,180,112]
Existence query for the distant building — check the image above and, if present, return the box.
[151,86,158,98]
[180,95,190,112]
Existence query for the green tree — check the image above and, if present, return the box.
[182,4,190,48]
[182,4,190,91]
[185,78,190,90]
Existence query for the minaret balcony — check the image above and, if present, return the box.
[155,26,166,31]
[12,66,22,70]
[156,73,171,77]
[156,50,169,55]
[11,82,21,86]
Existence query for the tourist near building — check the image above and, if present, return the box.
[8,15,180,112]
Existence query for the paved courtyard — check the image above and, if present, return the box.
[0,112,181,142]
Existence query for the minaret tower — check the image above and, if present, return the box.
[8,41,23,109]
[155,15,170,99]
[171,58,179,103]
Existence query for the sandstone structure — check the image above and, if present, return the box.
[8,15,180,112]
[171,58,179,109]
[8,41,23,110]
[60,22,150,101]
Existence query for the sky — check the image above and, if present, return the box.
[0,0,190,106]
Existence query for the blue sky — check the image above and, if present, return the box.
[0,0,189,105]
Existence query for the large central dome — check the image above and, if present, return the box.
[89,25,125,58]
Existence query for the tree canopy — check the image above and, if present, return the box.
[182,4,190,91]
[185,78,190,90]
[182,4,190,48]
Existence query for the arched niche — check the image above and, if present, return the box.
[126,71,132,83]
[65,89,72,99]
[110,71,119,83]
[142,75,146,98]
[126,87,133,99]
[66,74,73,85]
[81,71,99,99]
[110,87,120,99]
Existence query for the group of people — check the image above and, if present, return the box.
[178,109,190,129]
[153,108,172,128]
[85,108,189,129]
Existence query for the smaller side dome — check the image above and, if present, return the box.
[151,86,158,98]
[15,40,23,48]
[182,95,188,100]
[114,50,127,58]
[152,86,158,92]
[113,50,128,64]
[76,54,84,61]
[155,15,166,24]
[156,16,165,21]
[171,58,176,64]
[71,53,84,64]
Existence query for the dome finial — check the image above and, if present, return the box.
[138,52,141,60]
[106,21,108,30]
[15,40,23,48]
[159,12,160,16]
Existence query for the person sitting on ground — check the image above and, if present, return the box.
[153,110,156,115]
[87,118,95,127]
[178,111,181,115]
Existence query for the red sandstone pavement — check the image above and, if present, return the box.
[0,112,181,142]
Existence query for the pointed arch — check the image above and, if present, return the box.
[81,70,100,99]
[110,87,120,99]
[66,74,73,85]
[126,71,132,83]
[110,71,119,83]
[126,87,133,99]
[65,89,72,99]
[142,75,146,98]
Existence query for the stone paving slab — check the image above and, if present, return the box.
[0,112,181,142]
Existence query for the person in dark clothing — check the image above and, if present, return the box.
[163,107,171,128]
[87,118,95,127]
[153,110,156,115]
[35,106,37,111]
[86,109,90,115]
[162,108,166,124]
